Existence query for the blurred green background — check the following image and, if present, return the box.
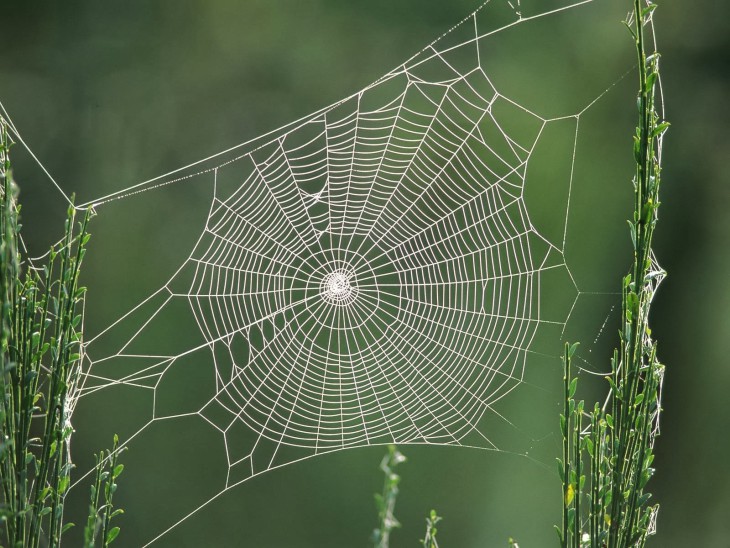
[1,1,728,546]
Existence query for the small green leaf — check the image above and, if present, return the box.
[106,526,121,545]
[605,376,622,401]
[639,468,654,489]
[627,220,637,250]
[641,200,654,224]
[585,437,594,457]
[557,458,565,482]
[645,72,658,93]
[23,370,38,384]
[652,121,670,138]
[568,378,578,398]
[374,493,383,509]
[642,3,658,19]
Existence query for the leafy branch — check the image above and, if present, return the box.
[557,1,668,546]
[0,116,125,548]
[420,510,442,548]
[372,445,406,548]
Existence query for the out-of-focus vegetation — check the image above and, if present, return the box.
[1,1,727,546]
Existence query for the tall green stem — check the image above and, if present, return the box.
[0,115,123,548]
[557,1,667,546]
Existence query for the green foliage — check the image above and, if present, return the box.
[420,510,442,548]
[370,450,444,548]
[84,435,125,547]
[557,1,667,546]
[372,445,406,548]
[0,117,124,548]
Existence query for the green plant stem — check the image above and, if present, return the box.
[557,1,667,546]
[607,1,664,544]
[0,115,123,548]
[420,510,442,548]
[372,445,405,548]
[561,343,571,548]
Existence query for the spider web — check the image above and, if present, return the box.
[1,0,656,544]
